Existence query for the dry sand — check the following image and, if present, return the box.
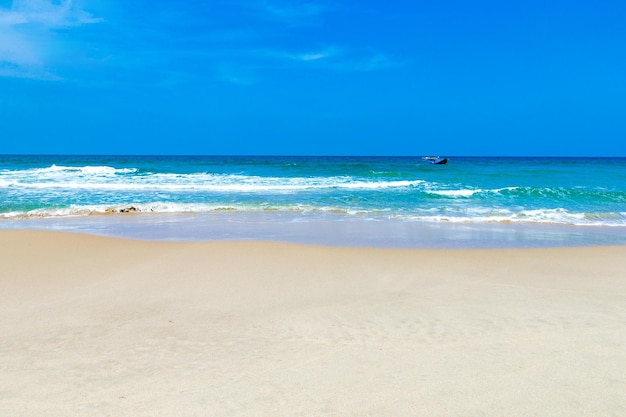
[1,230,625,416]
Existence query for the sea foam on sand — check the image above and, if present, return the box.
[1,230,625,416]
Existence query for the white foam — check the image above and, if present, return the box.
[427,189,480,197]
[391,207,626,227]
[2,202,625,226]
[425,186,518,198]
[27,165,136,175]
[1,169,425,193]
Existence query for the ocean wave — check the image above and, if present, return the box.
[0,164,139,187]
[422,186,626,204]
[424,187,518,198]
[2,202,625,226]
[395,208,626,226]
[0,170,425,192]
[497,186,626,202]
[426,189,482,197]
[0,202,359,219]
[27,164,138,175]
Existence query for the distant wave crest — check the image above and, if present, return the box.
[0,165,425,192]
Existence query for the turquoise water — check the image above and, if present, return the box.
[2,155,626,247]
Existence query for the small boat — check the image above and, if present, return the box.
[422,156,448,165]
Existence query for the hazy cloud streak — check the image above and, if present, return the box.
[0,0,101,78]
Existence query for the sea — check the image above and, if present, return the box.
[2,155,626,248]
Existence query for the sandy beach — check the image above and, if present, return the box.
[1,230,625,416]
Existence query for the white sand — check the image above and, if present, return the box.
[1,230,625,416]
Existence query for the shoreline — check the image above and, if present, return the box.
[1,230,625,416]
[3,211,626,248]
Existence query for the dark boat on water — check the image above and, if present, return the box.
[422,156,448,165]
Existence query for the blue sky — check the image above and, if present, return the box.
[1,0,625,156]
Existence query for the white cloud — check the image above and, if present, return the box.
[217,46,394,85]
[10,0,101,27]
[297,47,338,62]
[0,0,101,79]
[0,25,39,65]
[292,47,395,72]
[249,46,338,63]
[299,52,326,61]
